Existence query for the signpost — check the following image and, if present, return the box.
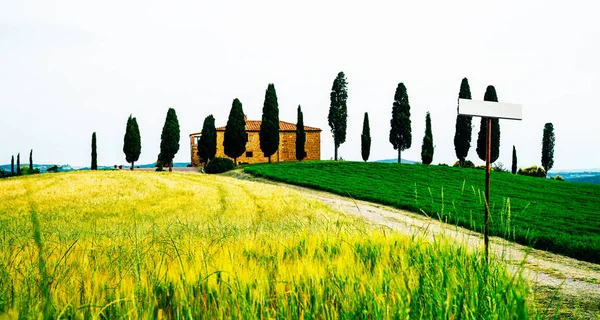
[458,98,522,262]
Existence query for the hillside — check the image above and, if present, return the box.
[0,171,535,318]
[245,161,600,264]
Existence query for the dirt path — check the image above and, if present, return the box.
[226,171,600,317]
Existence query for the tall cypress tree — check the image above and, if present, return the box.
[453,78,473,167]
[224,98,247,165]
[91,132,97,170]
[296,105,306,161]
[29,150,33,170]
[11,155,14,174]
[198,115,217,165]
[476,86,501,163]
[159,108,180,172]
[16,153,21,175]
[511,145,517,174]
[389,83,412,163]
[421,112,434,165]
[541,123,555,174]
[361,112,371,162]
[260,83,280,163]
[123,115,142,170]
[328,71,348,161]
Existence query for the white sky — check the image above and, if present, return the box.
[1,1,599,170]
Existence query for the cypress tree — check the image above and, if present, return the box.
[123,115,142,170]
[389,83,412,163]
[11,155,14,174]
[159,108,180,172]
[476,86,501,163]
[511,145,517,174]
[453,78,473,167]
[29,150,33,170]
[296,105,306,161]
[328,72,348,161]
[224,98,247,165]
[260,83,280,163]
[198,115,217,165]
[541,123,555,174]
[361,112,371,162]
[421,112,434,165]
[91,132,97,170]
[16,153,21,175]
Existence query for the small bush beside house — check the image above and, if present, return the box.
[518,166,546,178]
[452,160,475,168]
[205,157,235,174]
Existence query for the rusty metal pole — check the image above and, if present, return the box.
[485,118,492,262]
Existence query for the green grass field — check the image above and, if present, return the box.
[245,161,600,264]
[0,171,541,319]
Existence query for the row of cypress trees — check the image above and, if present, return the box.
[348,75,555,171]
[454,78,555,173]
[196,84,310,166]
[86,75,555,171]
[90,108,180,171]
[3,150,35,176]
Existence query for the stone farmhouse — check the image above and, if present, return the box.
[189,116,321,166]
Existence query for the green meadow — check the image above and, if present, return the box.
[245,161,600,264]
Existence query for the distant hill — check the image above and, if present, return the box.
[137,162,190,168]
[0,164,75,173]
[375,158,416,164]
[548,170,600,185]
[1,162,191,172]
[568,176,600,184]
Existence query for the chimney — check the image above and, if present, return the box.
[244,114,248,121]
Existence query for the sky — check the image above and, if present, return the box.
[1,1,599,171]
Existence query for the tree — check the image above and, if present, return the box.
[389,83,412,163]
[197,115,217,165]
[328,71,348,161]
[11,155,14,174]
[361,112,371,162]
[453,78,473,167]
[16,153,21,175]
[91,132,97,170]
[123,115,142,170]
[29,150,33,170]
[476,86,501,163]
[159,108,180,172]
[421,112,434,165]
[512,146,517,174]
[223,98,247,165]
[260,83,280,163]
[296,105,306,161]
[541,123,555,174]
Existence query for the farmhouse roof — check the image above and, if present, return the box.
[189,119,321,136]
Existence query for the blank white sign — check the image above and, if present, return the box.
[458,99,522,120]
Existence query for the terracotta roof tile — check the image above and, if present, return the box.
[212,120,321,132]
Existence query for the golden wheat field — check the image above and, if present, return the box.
[0,171,537,319]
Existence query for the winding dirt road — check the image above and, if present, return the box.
[226,171,600,318]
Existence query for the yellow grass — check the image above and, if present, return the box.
[0,171,537,319]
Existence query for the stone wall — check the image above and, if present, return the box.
[190,131,320,166]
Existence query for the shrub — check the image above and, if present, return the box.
[20,167,40,175]
[47,165,59,173]
[437,163,448,167]
[552,175,565,181]
[517,166,546,178]
[492,162,508,173]
[205,157,235,174]
[452,160,475,168]
[475,165,494,171]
